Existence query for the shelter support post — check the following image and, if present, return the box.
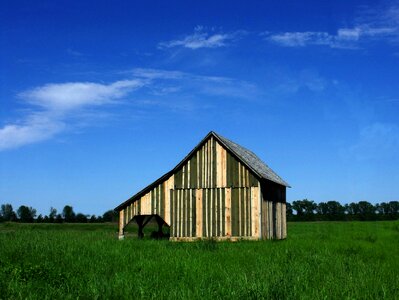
[136,216,145,239]
[135,215,153,239]
[155,215,164,236]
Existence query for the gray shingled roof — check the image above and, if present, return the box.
[212,132,290,187]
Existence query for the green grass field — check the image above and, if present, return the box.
[1,221,398,299]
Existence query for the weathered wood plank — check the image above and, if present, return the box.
[216,142,222,187]
[210,188,214,236]
[219,188,223,236]
[231,188,239,236]
[118,210,124,237]
[225,188,231,237]
[182,165,185,189]
[191,189,195,237]
[204,189,208,236]
[221,146,227,187]
[213,138,217,188]
[191,155,197,189]
[170,189,174,237]
[196,188,203,237]
[278,202,282,239]
[222,188,225,236]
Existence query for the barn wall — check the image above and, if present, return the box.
[119,137,261,236]
[118,136,292,240]
[260,180,287,239]
[169,187,260,238]
[120,175,174,229]
[174,136,258,189]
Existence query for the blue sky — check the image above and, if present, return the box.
[1,0,399,216]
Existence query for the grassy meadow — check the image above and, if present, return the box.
[0,221,398,299]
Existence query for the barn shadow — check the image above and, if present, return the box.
[124,215,170,240]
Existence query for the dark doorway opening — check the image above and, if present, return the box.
[125,215,170,239]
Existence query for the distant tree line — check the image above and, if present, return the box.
[287,200,399,221]
[1,200,398,223]
[0,204,118,223]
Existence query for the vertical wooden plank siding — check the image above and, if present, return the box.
[219,188,223,236]
[270,201,274,239]
[273,202,280,239]
[191,189,196,237]
[116,137,289,240]
[174,139,258,190]
[251,186,259,238]
[225,188,232,237]
[204,189,208,237]
[264,201,268,239]
[196,189,203,237]
[258,183,262,239]
[221,147,227,187]
[281,202,285,239]
[180,190,183,237]
[216,142,222,187]
[119,210,124,236]
[165,175,174,225]
[210,189,214,236]
[197,151,201,188]
[261,200,267,239]
[266,201,273,239]
[282,203,287,239]
[167,186,260,238]
[276,202,281,239]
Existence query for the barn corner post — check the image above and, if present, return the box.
[118,209,125,240]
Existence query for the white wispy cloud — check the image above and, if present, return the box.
[131,68,184,80]
[265,3,399,49]
[1,69,260,150]
[0,79,145,151]
[158,26,244,49]
[0,114,65,151]
[130,68,260,99]
[20,80,145,111]
[267,32,333,47]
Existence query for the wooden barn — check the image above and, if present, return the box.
[115,131,290,241]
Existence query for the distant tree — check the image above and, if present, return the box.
[316,201,345,221]
[75,213,88,223]
[286,202,293,221]
[316,202,328,217]
[17,205,37,222]
[292,199,317,220]
[286,200,398,222]
[36,214,44,223]
[357,201,375,220]
[43,215,49,222]
[376,201,399,220]
[55,214,63,223]
[102,210,118,222]
[89,215,98,223]
[1,204,17,221]
[62,205,76,222]
[389,201,399,219]
[49,207,57,222]
[345,203,360,220]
